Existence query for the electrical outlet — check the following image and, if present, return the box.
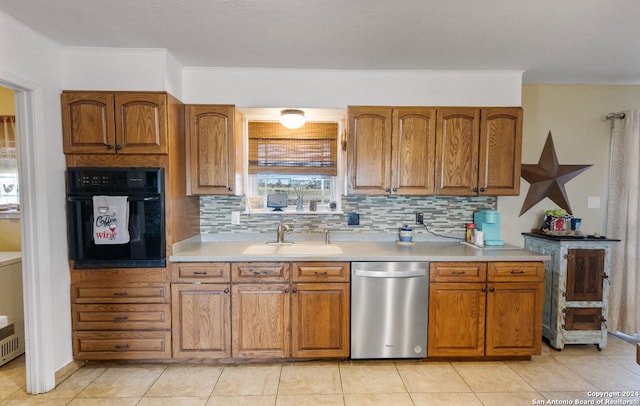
[347,213,360,225]
[415,213,424,224]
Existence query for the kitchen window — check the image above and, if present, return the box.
[246,121,341,212]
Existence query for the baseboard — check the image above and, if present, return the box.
[55,359,85,384]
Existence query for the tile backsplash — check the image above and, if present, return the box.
[199,195,497,240]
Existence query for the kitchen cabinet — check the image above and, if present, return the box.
[171,262,231,358]
[61,91,169,155]
[185,104,244,195]
[71,268,172,360]
[428,261,543,358]
[231,261,350,359]
[346,106,436,195]
[523,233,618,350]
[435,107,522,196]
[290,262,350,358]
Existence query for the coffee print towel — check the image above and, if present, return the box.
[92,195,130,245]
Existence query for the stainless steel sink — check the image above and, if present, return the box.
[242,242,342,255]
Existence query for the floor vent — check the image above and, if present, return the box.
[1,331,24,366]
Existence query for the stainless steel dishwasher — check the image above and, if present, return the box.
[351,261,429,359]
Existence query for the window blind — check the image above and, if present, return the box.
[248,121,338,176]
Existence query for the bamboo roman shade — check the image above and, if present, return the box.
[248,121,338,175]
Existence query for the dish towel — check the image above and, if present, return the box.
[92,195,130,245]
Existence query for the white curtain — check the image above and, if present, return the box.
[606,109,640,335]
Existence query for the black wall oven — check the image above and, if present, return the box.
[66,167,165,269]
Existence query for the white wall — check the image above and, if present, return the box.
[62,47,183,99]
[183,67,523,107]
[0,10,67,392]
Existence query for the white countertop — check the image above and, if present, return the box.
[170,236,549,263]
[0,251,21,267]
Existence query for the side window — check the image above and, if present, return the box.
[0,115,18,214]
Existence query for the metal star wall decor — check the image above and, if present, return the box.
[519,131,592,216]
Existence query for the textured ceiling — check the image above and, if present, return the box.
[1,0,639,83]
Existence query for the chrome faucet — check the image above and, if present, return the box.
[276,222,293,244]
[324,229,331,244]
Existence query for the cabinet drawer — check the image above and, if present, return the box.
[488,262,544,282]
[171,262,230,283]
[430,262,486,282]
[72,304,171,330]
[73,331,172,360]
[232,262,289,282]
[292,262,350,282]
[72,284,170,304]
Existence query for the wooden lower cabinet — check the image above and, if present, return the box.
[291,283,350,358]
[428,261,544,358]
[231,261,350,360]
[71,268,172,360]
[172,283,231,358]
[231,283,290,359]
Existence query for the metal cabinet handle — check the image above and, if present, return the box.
[284,288,289,293]
[114,315,129,321]
[385,188,391,193]
[114,344,129,349]
[479,188,485,192]
[228,187,233,192]
[115,144,122,151]
[193,271,208,275]
[113,291,128,297]
[473,187,478,193]
[452,271,466,275]
[481,287,486,292]
[224,288,229,294]
[392,187,397,192]
[489,287,495,292]
[106,144,114,150]
[292,288,298,293]
[510,270,525,274]
[314,271,328,275]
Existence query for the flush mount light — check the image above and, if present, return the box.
[280,109,306,129]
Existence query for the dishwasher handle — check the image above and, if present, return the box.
[353,269,427,278]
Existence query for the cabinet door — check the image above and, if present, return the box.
[232,283,290,358]
[428,282,485,357]
[347,107,392,194]
[566,249,604,301]
[478,108,522,195]
[391,107,437,195]
[61,92,116,154]
[171,284,231,358]
[186,105,236,194]
[291,283,350,358]
[435,108,480,195]
[485,282,543,356]
[114,93,168,154]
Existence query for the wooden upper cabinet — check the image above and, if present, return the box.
[347,107,392,194]
[185,104,240,195]
[435,107,522,196]
[115,93,168,154]
[347,106,436,195]
[61,91,168,154]
[479,108,523,195]
[435,108,480,195]
[392,107,437,195]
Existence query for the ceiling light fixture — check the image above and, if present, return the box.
[280,109,306,129]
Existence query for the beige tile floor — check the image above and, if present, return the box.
[1,335,639,406]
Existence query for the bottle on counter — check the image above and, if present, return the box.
[466,223,476,243]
